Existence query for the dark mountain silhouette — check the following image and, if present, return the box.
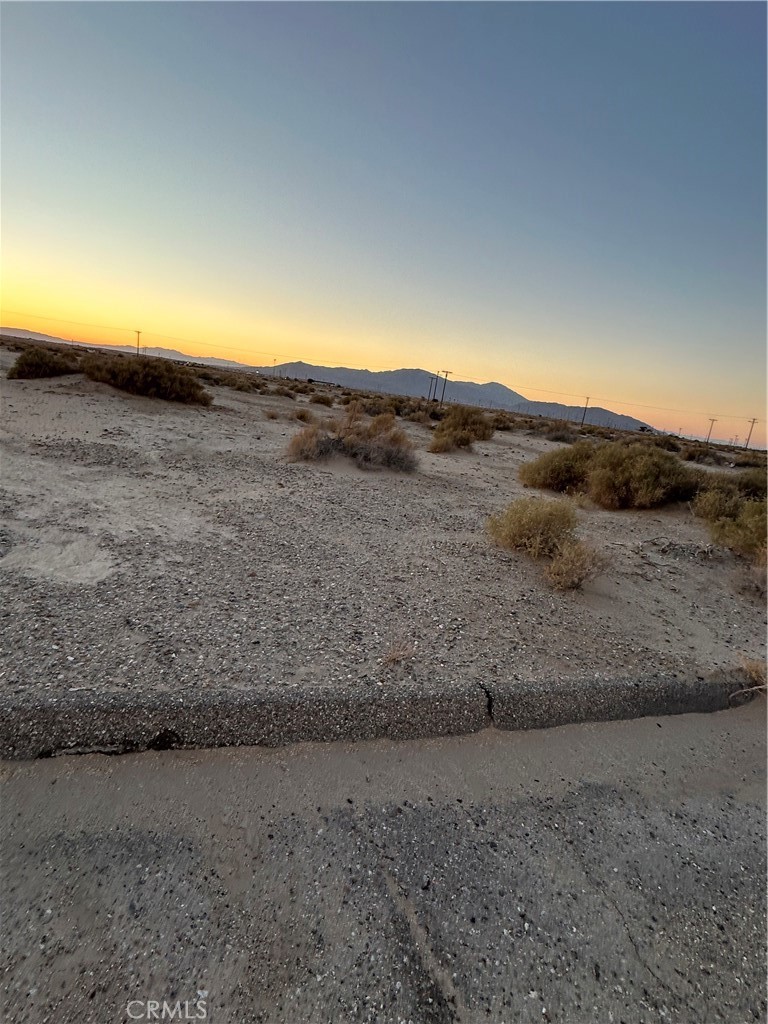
[258,361,653,431]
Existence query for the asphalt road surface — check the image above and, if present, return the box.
[2,702,765,1024]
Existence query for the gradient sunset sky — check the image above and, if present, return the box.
[2,2,765,443]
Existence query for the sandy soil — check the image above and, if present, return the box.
[0,348,764,699]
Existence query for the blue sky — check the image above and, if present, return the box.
[2,2,765,439]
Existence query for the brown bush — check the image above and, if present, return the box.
[544,539,606,591]
[286,425,337,461]
[706,500,767,557]
[488,497,605,591]
[519,442,595,492]
[521,441,697,509]
[488,497,577,559]
[309,394,334,407]
[587,444,697,509]
[491,415,513,431]
[734,468,767,499]
[543,423,578,444]
[406,410,432,426]
[269,386,295,400]
[429,405,494,452]
[428,427,475,453]
[82,354,211,405]
[8,346,80,379]
[287,405,417,472]
[733,450,767,469]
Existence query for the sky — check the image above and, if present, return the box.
[1,2,766,443]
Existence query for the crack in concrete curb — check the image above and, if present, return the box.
[0,669,754,760]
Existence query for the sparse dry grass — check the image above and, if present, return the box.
[381,642,416,667]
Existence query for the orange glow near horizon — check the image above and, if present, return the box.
[2,284,765,449]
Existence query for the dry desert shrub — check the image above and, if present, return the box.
[729,655,767,703]
[491,412,514,431]
[587,444,697,509]
[429,405,494,452]
[733,468,768,499]
[293,408,314,423]
[81,354,211,405]
[520,441,697,509]
[706,500,767,558]
[265,410,279,420]
[488,497,604,591]
[8,346,80,379]
[519,441,595,492]
[286,424,337,461]
[733,450,767,469]
[309,393,334,407]
[544,539,606,591]
[488,497,577,559]
[406,410,432,426]
[429,427,474,452]
[287,405,417,471]
[680,443,727,466]
[196,368,258,392]
[543,424,578,444]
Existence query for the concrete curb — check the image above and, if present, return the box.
[484,670,754,732]
[0,669,756,760]
[0,682,489,760]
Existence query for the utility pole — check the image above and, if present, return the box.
[579,396,590,428]
[744,418,758,450]
[135,330,141,356]
[439,371,452,406]
[705,418,717,445]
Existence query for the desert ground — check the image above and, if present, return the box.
[0,347,764,705]
[1,348,766,1024]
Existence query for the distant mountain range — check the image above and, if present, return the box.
[0,329,248,371]
[256,361,653,431]
[1,328,654,431]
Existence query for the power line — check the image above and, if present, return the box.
[1,310,294,362]
[2,309,763,428]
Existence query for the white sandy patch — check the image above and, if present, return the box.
[0,528,115,585]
